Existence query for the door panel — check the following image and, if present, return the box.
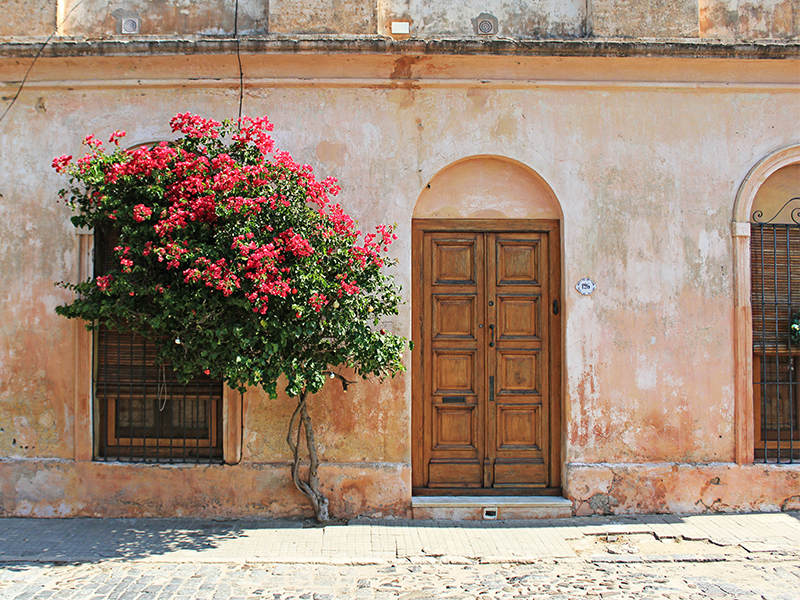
[497,295,540,340]
[496,239,540,285]
[433,351,476,394]
[433,295,477,340]
[497,350,540,395]
[434,405,478,448]
[414,221,560,494]
[432,240,478,284]
[428,461,482,486]
[497,405,540,448]
[493,461,547,487]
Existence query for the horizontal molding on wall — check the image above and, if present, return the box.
[5,77,799,93]
[0,36,798,60]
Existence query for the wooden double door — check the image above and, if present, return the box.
[412,220,561,494]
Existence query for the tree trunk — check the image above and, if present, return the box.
[286,388,330,523]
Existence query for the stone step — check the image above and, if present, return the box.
[412,496,573,520]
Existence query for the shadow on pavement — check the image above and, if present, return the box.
[0,517,300,563]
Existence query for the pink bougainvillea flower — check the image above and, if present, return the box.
[133,204,153,222]
[96,275,113,291]
[51,154,72,173]
[108,130,127,145]
[82,134,103,150]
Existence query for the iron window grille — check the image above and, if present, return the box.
[751,197,800,463]
[94,224,224,463]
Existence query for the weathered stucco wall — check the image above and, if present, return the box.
[60,0,269,36]
[5,0,800,39]
[270,0,376,34]
[0,0,57,37]
[700,0,800,40]
[0,49,798,517]
[568,463,800,515]
[0,93,78,461]
[590,0,700,38]
[378,0,585,38]
[0,460,410,518]
[242,376,408,465]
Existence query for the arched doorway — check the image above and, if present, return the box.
[411,156,563,495]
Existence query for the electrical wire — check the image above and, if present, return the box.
[234,0,244,123]
[2,0,245,127]
[2,0,245,126]
[0,0,89,127]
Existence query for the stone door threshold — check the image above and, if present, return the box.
[411,496,573,520]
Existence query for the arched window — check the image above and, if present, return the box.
[750,167,800,462]
[733,145,800,465]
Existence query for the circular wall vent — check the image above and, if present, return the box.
[121,17,140,34]
[473,13,498,35]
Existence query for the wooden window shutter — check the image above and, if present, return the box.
[750,224,800,353]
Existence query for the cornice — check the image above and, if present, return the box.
[0,36,798,60]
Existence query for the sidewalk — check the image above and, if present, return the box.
[1,512,798,565]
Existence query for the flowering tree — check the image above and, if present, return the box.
[54,114,407,522]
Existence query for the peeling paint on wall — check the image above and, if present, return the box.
[700,0,800,39]
[0,0,56,36]
[0,461,411,519]
[270,0,376,34]
[568,463,800,515]
[379,0,585,38]
[590,0,699,38]
[59,0,269,37]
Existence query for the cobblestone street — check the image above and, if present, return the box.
[1,513,798,599]
[0,557,800,600]
[2,556,799,600]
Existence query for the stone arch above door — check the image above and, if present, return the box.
[413,156,562,220]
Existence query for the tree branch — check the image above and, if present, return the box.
[300,398,329,522]
[285,388,329,522]
[328,370,356,392]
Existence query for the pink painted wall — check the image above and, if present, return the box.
[0,45,798,517]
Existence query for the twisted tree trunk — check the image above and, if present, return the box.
[286,388,330,523]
